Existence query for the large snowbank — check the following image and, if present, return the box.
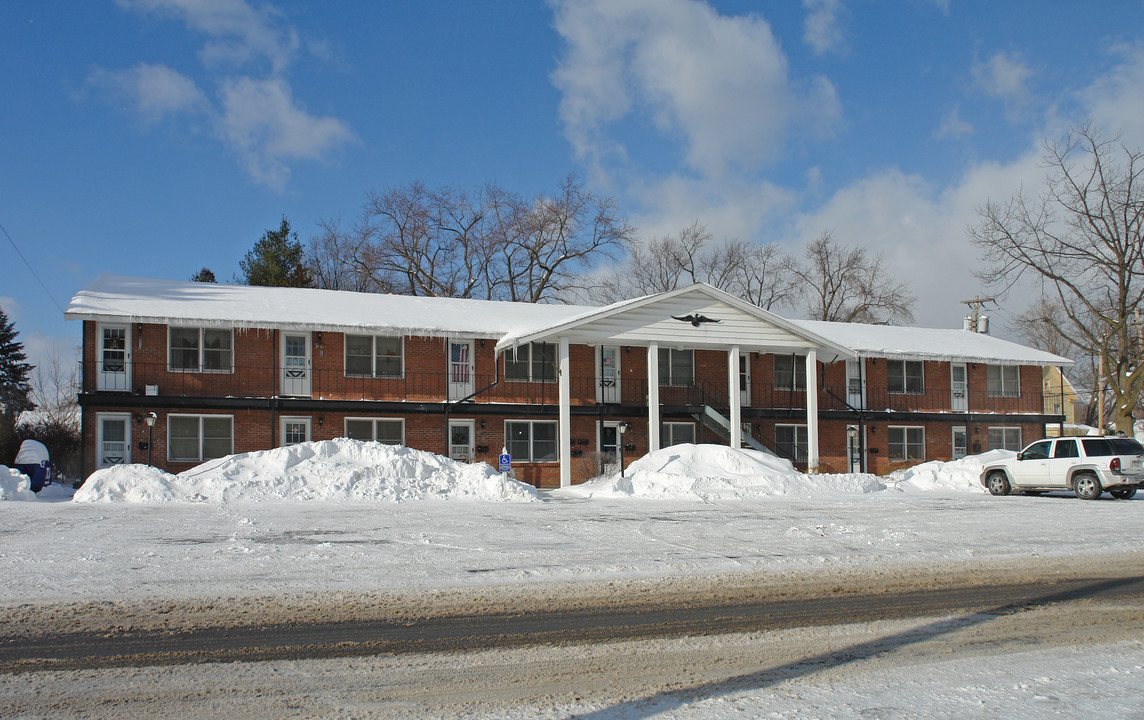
[558,444,885,500]
[73,439,538,504]
[887,449,1016,494]
[0,465,35,501]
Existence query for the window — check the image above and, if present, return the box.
[1021,440,1051,460]
[345,335,403,378]
[505,343,557,382]
[988,427,1022,452]
[1053,439,1079,459]
[505,420,557,462]
[658,348,694,386]
[660,422,696,447]
[987,365,1020,397]
[888,426,925,462]
[344,418,404,445]
[168,415,233,462]
[774,355,807,391]
[887,360,924,394]
[169,327,232,371]
[775,424,808,463]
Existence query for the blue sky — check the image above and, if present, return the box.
[4,0,1144,368]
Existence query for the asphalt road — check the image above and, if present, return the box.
[4,571,1142,675]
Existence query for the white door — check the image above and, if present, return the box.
[846,359,865,410]
[448,340,474,400]
[449,420,475,461]
[97,324,131,391]
[599,421,620,476]
[597,346,621,403]
[952,426,967,460]
[280,417,311,446]
[847,425,862,473]
[739,353,751,407]
[97,414,130,467]
[281,332,311,396]
[951,363,968,412]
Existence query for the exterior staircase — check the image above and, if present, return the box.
[693,405,776,456]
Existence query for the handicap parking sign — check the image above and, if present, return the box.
[498,452,511,473]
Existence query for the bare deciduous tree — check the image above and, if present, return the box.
[970,124,1144,433]
[789,231,915,323]
[308,175,634,303]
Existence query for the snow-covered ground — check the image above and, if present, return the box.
[2,441,1141,719]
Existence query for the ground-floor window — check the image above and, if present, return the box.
[988,426,1022,451]
[280,417,311,446]
[775,424,808,463]
[660,421,696,447]
[888,426,925,462]
[168,414,233,462]
[345,418,404,445]
[505,420,557,462]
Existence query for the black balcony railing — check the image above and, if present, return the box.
[81,361,1046,414]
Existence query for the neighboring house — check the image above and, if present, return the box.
[66,275,1072,485]
[1042,366,1089,437]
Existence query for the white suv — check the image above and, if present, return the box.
[979,436,1144,500]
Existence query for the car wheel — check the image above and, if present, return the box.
[987,471,1011,496]
[1074,472,1103,500]
[1110,487,1137,500]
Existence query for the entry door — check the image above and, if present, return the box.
[599,422,620,476]
[280,417,311,446]
[281,332,311,397]
[847,424,862,473]
[97,324,131,391]
[448,340,474,400]
[98,414,130,468]
[597,346,621,403]
[846,359,865,410]
[449,420,475,461]
[951,363,968,412]
[739,353,751,407]
[952,426,967,460]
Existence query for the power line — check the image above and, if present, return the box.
[0,221,66,315]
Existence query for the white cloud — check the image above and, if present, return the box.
[116,0,299,73]
[1078,43,1144,148]
[552,0,840,182]
[86,63,208,124]
[972,50,1034,120]
[934,105,974,140]
[0,297,21,321]
[803,0,847,56]
[217,77,354,191]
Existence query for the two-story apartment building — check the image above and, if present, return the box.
[66,275,1071,486]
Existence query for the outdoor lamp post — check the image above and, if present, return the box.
[846,425,858,473]
[617,421,629,478]
[146,412,157,466]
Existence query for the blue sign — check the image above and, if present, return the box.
[498,453,511,473]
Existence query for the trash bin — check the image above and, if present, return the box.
[14,439,52,493]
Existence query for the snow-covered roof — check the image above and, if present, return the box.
[793,319,1072,367]
[65,275,1071,367]
[65,274,592,339]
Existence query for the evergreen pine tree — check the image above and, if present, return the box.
[239,217,313,287]
[0,307,34,462]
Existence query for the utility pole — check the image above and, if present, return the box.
[961,296,996,332]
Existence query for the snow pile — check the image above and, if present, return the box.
[560,444,885,500]
[889,449,1017,494]
[73,439,538,504]
[0,465,35,501]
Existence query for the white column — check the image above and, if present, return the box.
[805,350,819,473]
[728,346,741,449]
[558,336,572,488]
[648,343,660,453]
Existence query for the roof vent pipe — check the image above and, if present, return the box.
[977,315,990,334]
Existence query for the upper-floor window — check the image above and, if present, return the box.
[774,355,807,391]
[987,365,1020,397]
[345,335,403,378]
[169,327,232,372]
[887,360,923,394]
[658,348,694,386]
[505,342,557,382]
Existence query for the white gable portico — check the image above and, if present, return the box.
[496,284,857,487]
